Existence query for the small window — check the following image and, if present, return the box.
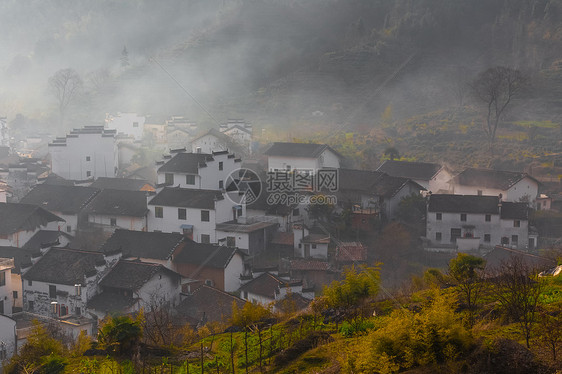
[28,280,32,286]
[86,171,91,177]
[436,213,442,220]
[186,175,195,185]
[110,218,117,227]
[201,210,210,222]
[28,300,34,311]
[178,208,186,220]
[512,235,519,245]
[243,291,248,299]
[293,208,300,216]
[75,307,81,316]
[201,234,210,244]
[66,225,72,233]
[227,236,236,247]
[501,237,509,245]
[13,291,17,299]
[49,285,57,299]
[0,272,5,287]
[155,207,163,218]
[484,234,491,242]
[86,156,91,161]
[477,190,483,196]
[435,232,442,241]
[205,279,214,286]
[219,161,223,171]
[133,122,139,128]
[312,244,317,249]
[460,213,467,222]
[165,173,174,185]
[219,180,224,189]
[514,220,521,227]
[286,165,291,170]
[485,214,491,222]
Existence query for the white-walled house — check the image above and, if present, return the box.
[49,126,117,181]
[0,314,16,364]
[147,187,242,242]
[87,260,182,319]
[0,258,16,315]
[190,128,245,155]
[293,225,330,259]
[239,272,310,306]
[21,248,121,318]
[264,142,342,173]
[83,189,148,233]
[20,184,100,235]
[157,151,242,190]
[105,113,146,140]
[0,203,65,248]
[219,119,253,153]
[426,194,532,252]
[448,168,540,204]
[172,239,246,292]
[376,160,453,193]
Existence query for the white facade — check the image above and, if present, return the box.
[157,152,241,190]
[267,148,340,172]
[105,113,145,140]
[449,176,539,203]
[148,194,242,243]
[426,168,454,194]
[0,314,16,363]
[49,127,117,181]
[426,210,529,251]
[223,254,245,292]
[0,259,16,315]
[191,133,229,154]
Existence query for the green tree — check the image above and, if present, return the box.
[448,253,485,326]
[48,68,83,128]
[97,315,143,356]
[536,305,562,362]
[397,193,426,225]
[383,147,400,161]
[323,265,381,327]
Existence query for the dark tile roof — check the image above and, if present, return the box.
[338,169,386,192]
[246,182,296,215]
[22,248,104,285]
[0,203,64,235]
[428,194,500,214]
[175,285,246,325]
[484,246,555,271]
[264,142,340,159]
[87,292,136,314]
[83,189,148,217]
[338,169,424,197]
[39,173,75,186]
[500,202,529,220]
[148,187,223,209]
[173,239,241,269]
[22,230,73,251]
[0,246,36,274]
[216,219,278,233]
[100,260,181,291]
[90,177,154,191]
[157,152,213,174]
[377,160,443,180]
[239,272,301,300]
[20,184,100,214]
[99,229,185,260]
[450,168,537,190]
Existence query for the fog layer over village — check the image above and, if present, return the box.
[1,1,562,373]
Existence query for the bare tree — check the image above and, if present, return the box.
[471,66,527,153]
[488,256,543,348]
[49,68,83,127]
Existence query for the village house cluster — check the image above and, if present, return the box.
[0,112,558,362]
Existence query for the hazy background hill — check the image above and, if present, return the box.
[2,0,562,132]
